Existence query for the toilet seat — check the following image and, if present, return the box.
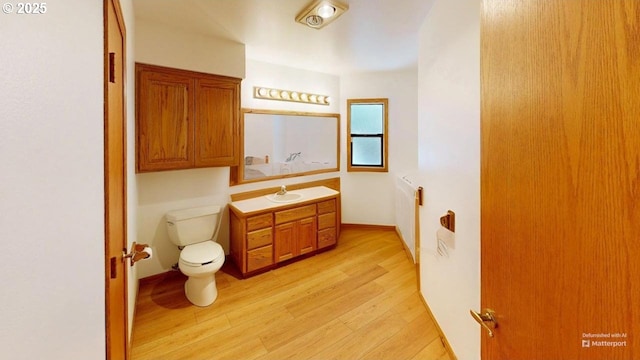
[180,241,224,267]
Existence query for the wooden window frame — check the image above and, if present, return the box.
[346,98,389,172]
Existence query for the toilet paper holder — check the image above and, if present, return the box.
[440,210,455,233]
[123,242,152,266]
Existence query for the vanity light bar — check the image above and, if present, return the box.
[253,86,331,106]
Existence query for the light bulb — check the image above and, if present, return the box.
[270,89,279,98]
[301,93,309,102]
[258,87,268,97]
[281,91,290,100]
[291,92,300,100]
[317,4,335,19]
[309,95,317,103]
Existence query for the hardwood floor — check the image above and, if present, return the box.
[131,227,452,360]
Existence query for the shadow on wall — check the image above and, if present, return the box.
[151,215,180,271]
[136,167,230,205]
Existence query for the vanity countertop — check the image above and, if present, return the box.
[229,186,339,215]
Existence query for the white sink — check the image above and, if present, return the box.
[265,192,303,203]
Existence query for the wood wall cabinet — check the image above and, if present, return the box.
[136,63,240,172]
[230,193,340,277]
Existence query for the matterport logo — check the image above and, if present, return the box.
[582,332,628,348]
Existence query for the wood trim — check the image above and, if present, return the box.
[243,108,340,118]
[414,192,421,291]
[134,63,242,83]
[340,223,396,231]
[229,177,340,202]
[419,293,458,360]
[394,227,415,261]
[346,98,389,173]
[237,168,341,185]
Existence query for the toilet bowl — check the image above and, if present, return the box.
[166,205,226,307]
[179,241,225,306]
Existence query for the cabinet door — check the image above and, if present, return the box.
[297,217,317,255]
[274,222,296,262]
[275,217,317,262]
[136,65,194,172]
[194,77,240,167]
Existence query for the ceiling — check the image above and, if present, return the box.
[133,0,435,75]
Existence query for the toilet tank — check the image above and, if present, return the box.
[166,205,221,247]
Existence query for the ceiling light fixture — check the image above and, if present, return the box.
[296,0,348,30]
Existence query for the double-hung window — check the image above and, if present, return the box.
[347,98,388,172]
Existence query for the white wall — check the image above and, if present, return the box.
[135,17,245,78]
[417,0,481,359]
[0,1,105,359]
[242,59,340,114]
[340,70,419,225]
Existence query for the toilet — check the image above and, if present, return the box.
[165,205,225,307]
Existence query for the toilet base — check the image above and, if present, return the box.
[184,274,218,307]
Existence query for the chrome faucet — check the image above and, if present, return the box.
[276,185,287,195]
[285,152,301,162]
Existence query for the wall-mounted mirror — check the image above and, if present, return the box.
[231,109,340,185]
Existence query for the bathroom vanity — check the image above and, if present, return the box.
[229,186,340,277]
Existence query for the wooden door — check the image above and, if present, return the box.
[481,1,639,359]
[136,64,194,172]
[297,217,317,255]
[104,0,128,358]
[194,77,240,167]
[275,222,296,262]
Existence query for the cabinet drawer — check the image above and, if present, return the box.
[317,199,336,214]
[247,227,272,250]
[247,245,273,272]
[275,204,316,224]
[318,212,336,230]
[318,228,336,249]
[247,213,273,231]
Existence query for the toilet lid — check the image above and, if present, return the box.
[180,241,223,266]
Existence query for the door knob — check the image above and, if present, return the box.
[470,308,498,337]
